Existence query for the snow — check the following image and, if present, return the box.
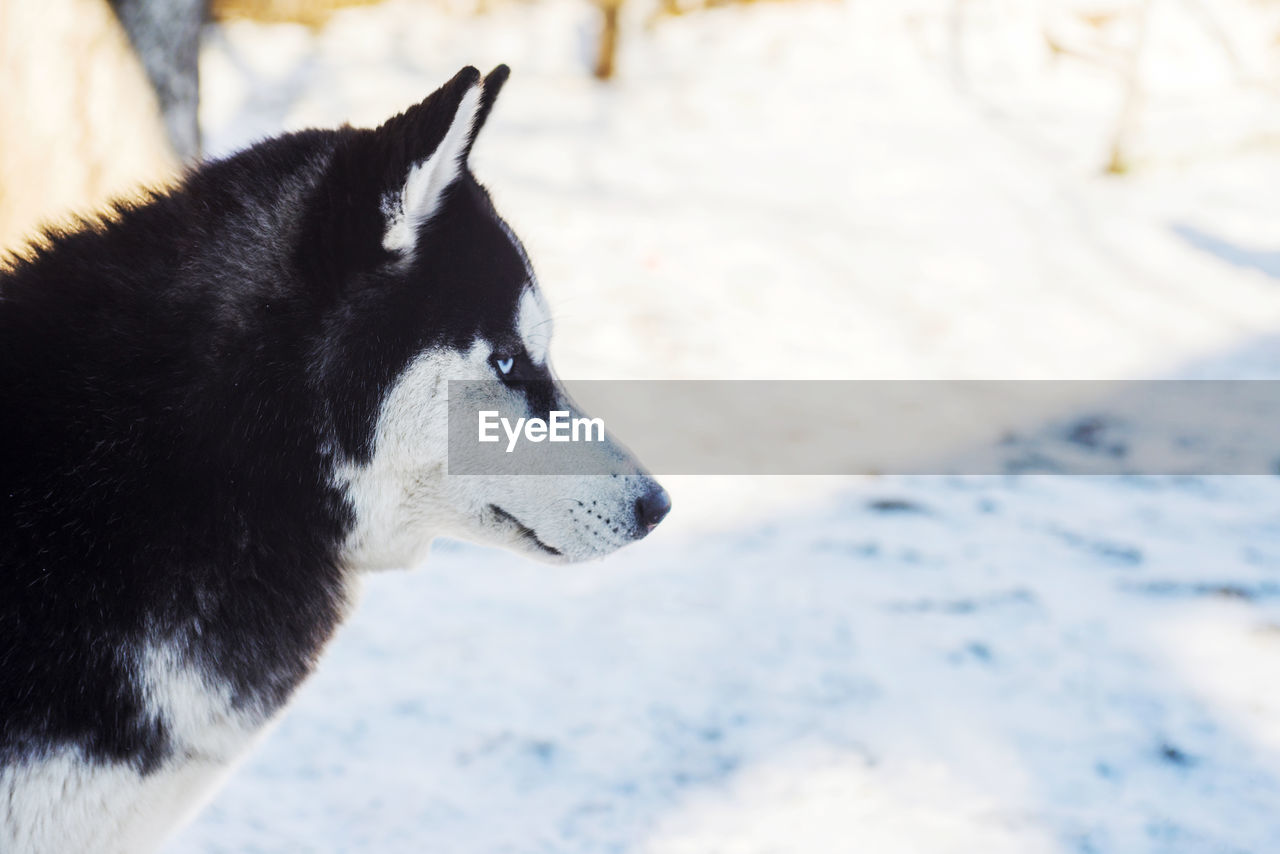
[175,1,1280,851]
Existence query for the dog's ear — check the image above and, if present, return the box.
[300,67,513,285]
[376,67,483,254]
[375,65,510,256]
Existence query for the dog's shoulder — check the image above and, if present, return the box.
[0,124,354,773]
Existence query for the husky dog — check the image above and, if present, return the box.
[0,66,670,854]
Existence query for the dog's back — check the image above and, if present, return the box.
[0,129,358,852]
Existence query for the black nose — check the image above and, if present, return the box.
[635,485,672,533]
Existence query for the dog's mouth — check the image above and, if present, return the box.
[488,505,562,556]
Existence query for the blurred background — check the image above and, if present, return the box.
[5,0,1280,851]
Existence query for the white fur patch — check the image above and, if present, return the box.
[382,84,484,255]
[0,747,246,854]
[2,750,154,854]
[335,344,490,571]
[141,643,260,763]
[0,643,271,854]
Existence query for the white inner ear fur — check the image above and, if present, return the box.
[382,84,484,255]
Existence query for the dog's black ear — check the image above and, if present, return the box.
[371,65,509,256]
[301,66,510,281]
[373,66,484,254]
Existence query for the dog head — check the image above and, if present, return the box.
[316,67,669,569]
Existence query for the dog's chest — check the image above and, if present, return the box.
[1,645,273,854]
[2,748,245,854]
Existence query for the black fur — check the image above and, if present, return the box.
[0,66,529,772]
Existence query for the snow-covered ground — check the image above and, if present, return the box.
[174,1,1280,851]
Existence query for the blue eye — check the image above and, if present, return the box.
[495,356,514,375]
